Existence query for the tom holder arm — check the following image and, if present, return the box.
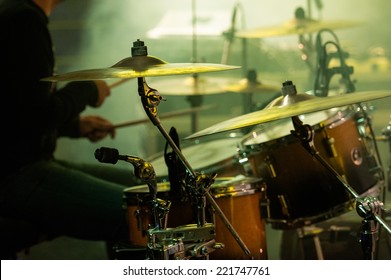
[138,77,254,259]
[291,115,391,259]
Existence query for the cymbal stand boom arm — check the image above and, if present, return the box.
[290,115,391,259]
[138,77,253,259]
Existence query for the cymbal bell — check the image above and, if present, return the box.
[236,18,363,39]
[42,55,240,82]
[186,82,391,139]
[149,76,235,95]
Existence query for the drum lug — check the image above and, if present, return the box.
[260,198,271,219]
[265,156,277,178]
[277,195,290,217]
[259,182,271,219]
[134,208,144,233]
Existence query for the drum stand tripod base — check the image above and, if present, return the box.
[291,115,391,259]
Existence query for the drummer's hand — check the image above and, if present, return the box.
[79,115,116,142]
[93,80,111,107]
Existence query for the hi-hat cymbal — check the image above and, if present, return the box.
[186,84,391,139]
[42,55,240,82]
[236,18,363,39]
[223,78,280,93]
[149,76,235,95]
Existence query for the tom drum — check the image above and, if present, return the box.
[241,107,383,229]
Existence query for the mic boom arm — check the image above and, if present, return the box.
[94,147,157,197]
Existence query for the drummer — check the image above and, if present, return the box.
[0,0,140,259]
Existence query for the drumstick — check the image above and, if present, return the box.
[108,78,133,89]
[376,135,389,142]
[113,104,217,128]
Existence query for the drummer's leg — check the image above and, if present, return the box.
[57,160,143,187]
[0,159,129,242]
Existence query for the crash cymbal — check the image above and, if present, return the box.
[224,78,280,93]
[149,76,235,95]
[186,81,391,139]
[42,55,240,82]
[236,18,363,39]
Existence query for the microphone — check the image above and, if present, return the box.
[315,0,323,10]
[294,7,306,20]
[95,147,157,196]
[95,147,123,164]
[314,0,323,11]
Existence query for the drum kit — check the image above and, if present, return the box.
[43,6,391,260]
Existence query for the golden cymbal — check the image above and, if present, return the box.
[149,76,235,95]
[223,78,280,93]
[186,83,391,139]
[42,55,240,82]
[236,18,363,39]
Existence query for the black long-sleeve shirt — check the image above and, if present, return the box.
[0,0,99,177]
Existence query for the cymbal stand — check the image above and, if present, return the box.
[186,79,203,134]
[295,2,325,88]
[290,113,391,259]
[381,118,391,192]
[137,75,253,259]
[221,1,248,74]
[381,118,391,255]
[294,7,316,77]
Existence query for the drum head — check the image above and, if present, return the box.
[210,175,263,198]
[123,182,170,194]
[148,133,243,177]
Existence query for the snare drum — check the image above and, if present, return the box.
[123,176,268,260]
[123,183,194,247]
[208,176,268,260]
[241,108,382,229]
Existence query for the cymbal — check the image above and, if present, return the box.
[236,18,363,39]
[223,78,280,93]
[186,85,391,139]
[149,76,234,95]
[42,55,240,82]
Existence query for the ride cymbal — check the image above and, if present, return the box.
[42,39,240,82]
[236,18,363,39]
[42,56,240,82]
[186,81,391,139]
[236,7,363,39]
